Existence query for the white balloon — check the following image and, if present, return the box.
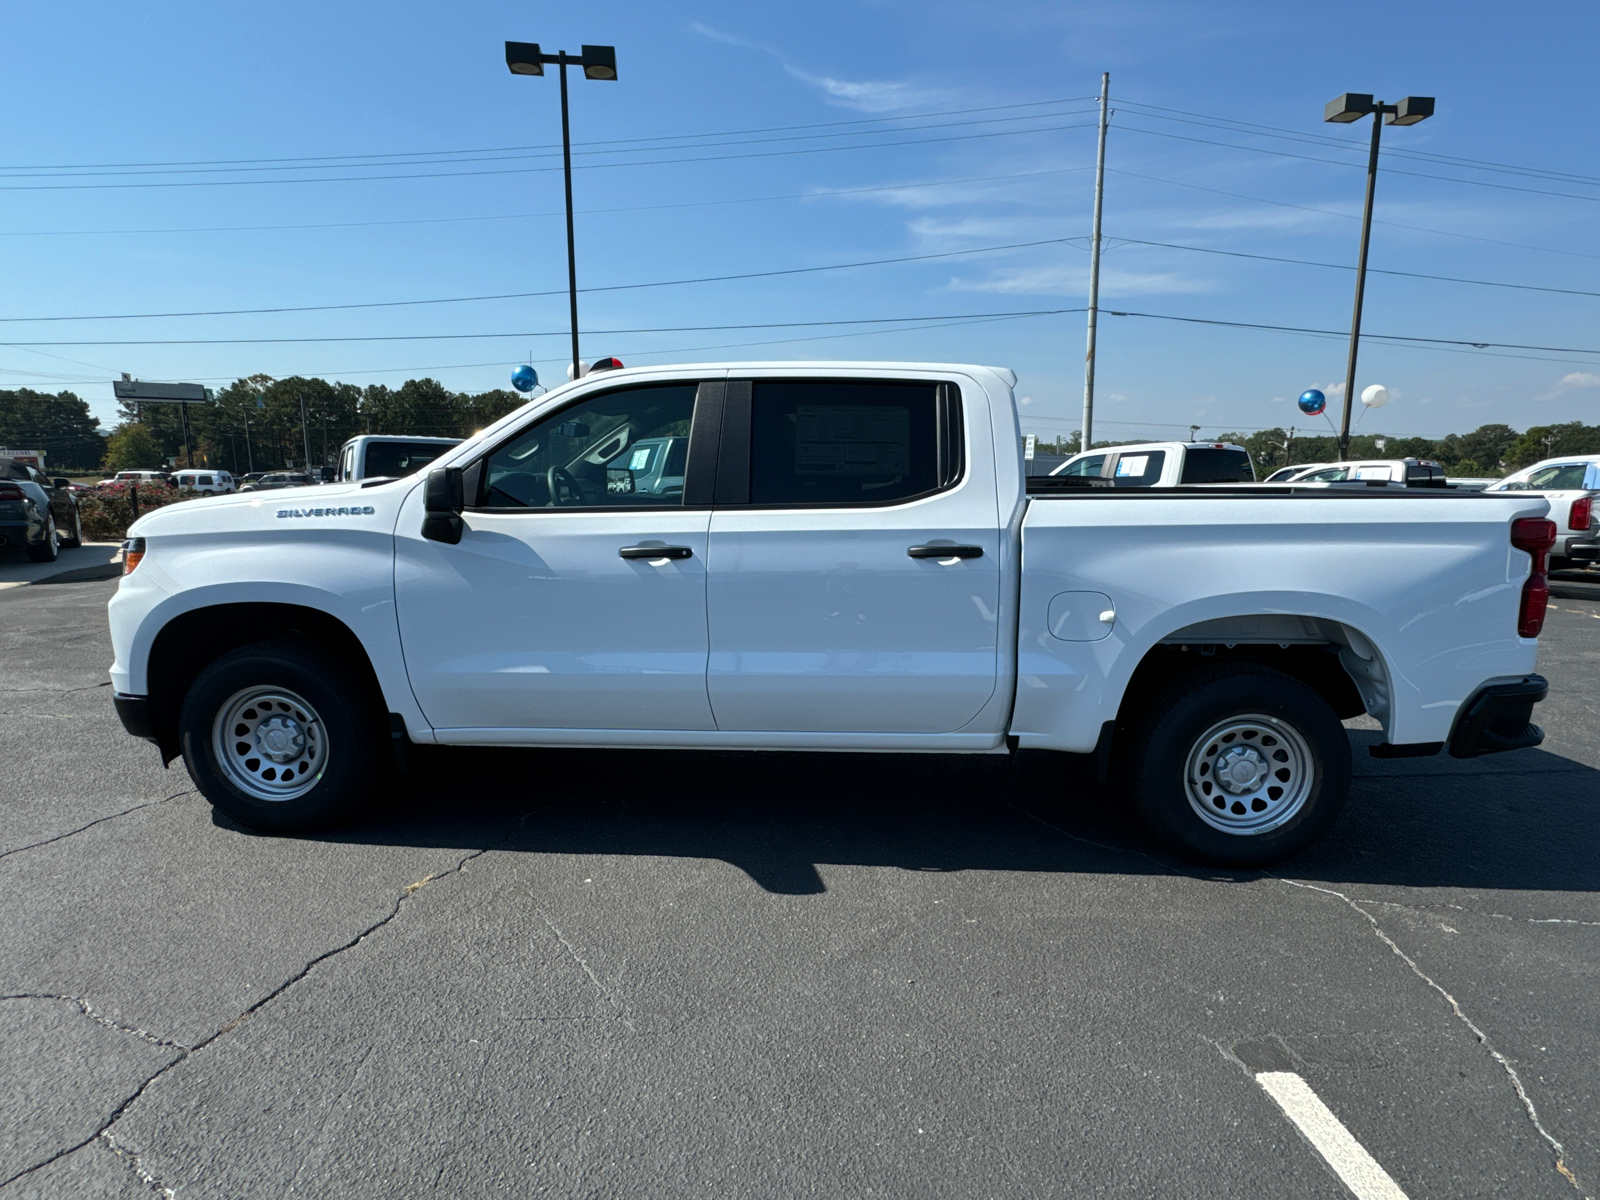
[1360,383,1390,409]
[566,359,591,381]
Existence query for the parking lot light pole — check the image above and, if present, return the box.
[1324,92,1434,461]
[506,41,618,384]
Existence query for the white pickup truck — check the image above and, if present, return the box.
[108,362,1557,865]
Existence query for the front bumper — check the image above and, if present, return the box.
[113,693,157,743]
[1448,674,1548,759]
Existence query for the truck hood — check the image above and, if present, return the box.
[128,478,415,537]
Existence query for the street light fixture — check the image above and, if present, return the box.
[1323,91,1434,461]
[506,41,618,383]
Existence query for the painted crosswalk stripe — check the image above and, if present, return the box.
[1255,1071,1411,1200]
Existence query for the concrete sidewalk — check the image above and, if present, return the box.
[0,541,122,589]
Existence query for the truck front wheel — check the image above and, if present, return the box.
[1126,664,1351,866]
[179,638,383,832]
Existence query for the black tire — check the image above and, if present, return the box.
[25,515,59,563]
[179,638,386,832]
[59,505,83,549]
[1126,664,1351,866]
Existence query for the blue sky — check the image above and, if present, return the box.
[2,0,1597,442]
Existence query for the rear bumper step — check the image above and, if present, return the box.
[1448,674,1548,759]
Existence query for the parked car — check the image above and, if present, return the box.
[1263,463,1329,483]
[1047,441,1256,486]
[239,473,316,493]
[172,470,236,495]
[1485,456,1599,570]
[110,362,1556,867]
[336,435,461,483]
[1286,458,1448,487]
[0,456,83,561]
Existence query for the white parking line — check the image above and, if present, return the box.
[1255,1071,1411,1200]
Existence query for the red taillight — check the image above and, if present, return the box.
[1570,495,1593,531]
[1512,517,1557,638]
[0,482,25,501]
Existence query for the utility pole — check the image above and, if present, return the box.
[1080,71,1110,454]
[243,410,254,473]
[299,388,312,474]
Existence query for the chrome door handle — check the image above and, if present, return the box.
[619,545,693,560]
[907,544,983,559]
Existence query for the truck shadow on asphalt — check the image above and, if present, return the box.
[234,730,1600,896]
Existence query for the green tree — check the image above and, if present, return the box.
[0,389,106,470]
[102,424,165,472]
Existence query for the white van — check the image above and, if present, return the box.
[336,436,462,483]
[173,470,236,495]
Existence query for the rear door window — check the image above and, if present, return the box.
[1181,448,1255,483]
[364,441,456,479]
[1110,450,1167,487]
[747,381,942,506]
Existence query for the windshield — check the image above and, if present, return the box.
[1494,463,1590,491]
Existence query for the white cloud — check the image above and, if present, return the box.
[783,65,948,113]
[1538,371,1600,400]
[688,22,774,52]
[1019,395,1033,406]
[688,23,947,115]
[944,263,1209,297]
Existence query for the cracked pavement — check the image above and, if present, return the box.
[2,576,1597,1197]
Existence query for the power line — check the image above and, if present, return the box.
[0,309,1087,347]
[1114,122,1600,205]
[1106,236,1600,299]
[1113,100,1600,189]
[0,237,1083,323]
[0,167,1088,239]
[0,106,1099,183]
[0,120,1098,192]
[0,97,1099,173]
[1104,167,1600,262]
[1103,308,1600,356]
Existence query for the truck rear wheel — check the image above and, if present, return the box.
[1126,664,1350,866]
[179,638,383,832]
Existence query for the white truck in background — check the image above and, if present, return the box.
[1048,441,1257,487]
[335,435,462,483]
[109,362,1556,865]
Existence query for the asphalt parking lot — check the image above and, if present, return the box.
[2,574,1597,1199]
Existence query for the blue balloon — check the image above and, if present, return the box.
[1297,388,1327,415]
[511,364,538,393]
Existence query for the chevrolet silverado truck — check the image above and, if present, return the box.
[108,362,1557,865]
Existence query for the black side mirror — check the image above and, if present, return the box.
[421,466,465,544]
[52,478,71,489]
[605,467,635,495]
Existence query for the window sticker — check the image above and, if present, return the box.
[628,447,652,471]
[1355,466,1390,480]
[1115,455,1150,477]
[793,405,910,476]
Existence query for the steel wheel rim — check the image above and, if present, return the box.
[46,516,57,552]
[1184,713,1313,835]
[212,686,328,802]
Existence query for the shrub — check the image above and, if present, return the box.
[77,482,197,541]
